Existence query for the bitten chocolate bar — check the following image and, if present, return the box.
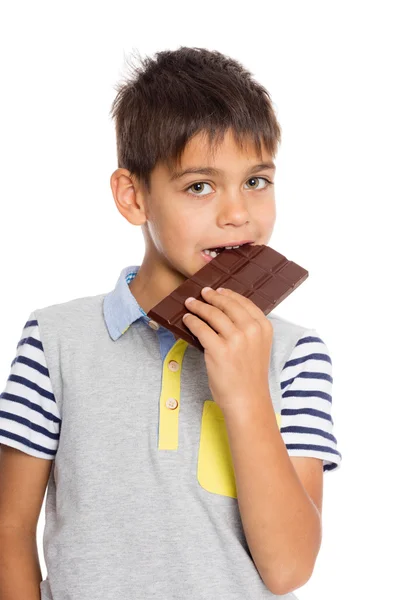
[147,244,309,352]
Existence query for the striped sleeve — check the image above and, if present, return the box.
[0,311,61,459]
[279,330,342,472]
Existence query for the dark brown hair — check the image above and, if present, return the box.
[110,46,282,193]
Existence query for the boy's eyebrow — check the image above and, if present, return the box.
[169,162,276,181]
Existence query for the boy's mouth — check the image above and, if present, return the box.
[201,240,255,260]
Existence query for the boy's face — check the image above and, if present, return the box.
[111,127,276,306]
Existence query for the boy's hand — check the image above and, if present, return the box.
[183,286,273,414]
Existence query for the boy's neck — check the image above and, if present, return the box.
[129,260,187,342]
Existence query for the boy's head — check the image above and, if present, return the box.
[109,47,282,308]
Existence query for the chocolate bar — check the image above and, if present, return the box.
[147,244,308,352]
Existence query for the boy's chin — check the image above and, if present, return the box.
[174,256,203,281]
[167,252,207,283]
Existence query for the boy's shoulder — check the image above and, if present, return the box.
[34,292,106,314]
[33,292,107,330]
[266,313,322,383]
[267,311,316,341]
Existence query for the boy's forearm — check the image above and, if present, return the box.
[222,394,322,596]
[0,528,42,600]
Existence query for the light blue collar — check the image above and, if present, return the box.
[103,265,152,341]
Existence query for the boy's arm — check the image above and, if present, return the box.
[0,444,53,599]
[0,527,42,600]
[223,394,322,596]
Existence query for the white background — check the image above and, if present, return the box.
[0,1,399,598]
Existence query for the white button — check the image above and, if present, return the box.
[168,360,180,372]
[166,398,178,410]
[148,320,160,330]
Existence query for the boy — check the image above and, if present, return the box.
[0,46,341,599]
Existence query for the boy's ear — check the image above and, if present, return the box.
[109,168,148,226]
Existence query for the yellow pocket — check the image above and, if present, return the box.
[197,400,282,500]
[198,400,237,498]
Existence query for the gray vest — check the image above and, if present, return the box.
[36,292,308,600]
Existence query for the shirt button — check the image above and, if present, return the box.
[148,320,160,330]
[168,360,180,372]
[166,398,178,410]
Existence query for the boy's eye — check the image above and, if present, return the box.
[184,177,273,197]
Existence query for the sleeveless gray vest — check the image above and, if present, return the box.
[36,292,308,600]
